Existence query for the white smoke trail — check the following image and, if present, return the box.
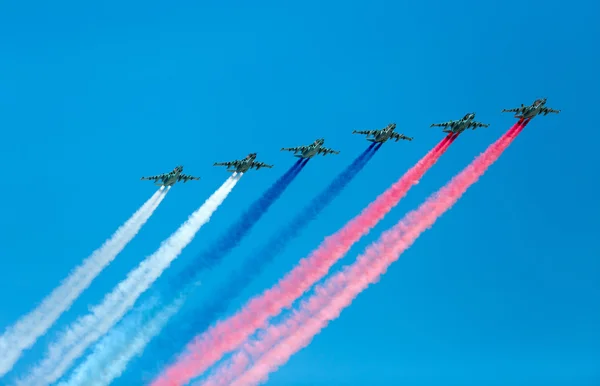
[17,175,241,386]
[62,295,186,386]
[57,296,164,386]
[0,188,167,376]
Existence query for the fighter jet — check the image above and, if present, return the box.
[502,98,560,119]
[213,153,273,173]
[430,113,490,134]
[280,138,340,159]
[140,165,200,187]
[352,123,413,143]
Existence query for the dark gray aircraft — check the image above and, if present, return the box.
[352,123,413,143]
[141,165,200,186]
[213,153,273,173]
[281,138,340,159]
[430,113,490,134]
[502,98,560,119]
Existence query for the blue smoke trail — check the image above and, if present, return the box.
[122,144,379,384]
[173,158,307,286]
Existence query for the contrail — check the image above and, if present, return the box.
[58,161,306,386]
[152,135,455,386]
[16,175,241,386]
[204,120,529,386]
[0,188,167,377]
[124,145,379,381]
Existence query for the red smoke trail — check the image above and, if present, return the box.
[151,134,456,386]
[202,120,528,386]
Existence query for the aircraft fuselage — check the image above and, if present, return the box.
[230,163,251,173]
[227,157,256,173]
[444,119,471,133]
[519,104,545,119]
[369,129,393,142]
[157,171,181,186]
[296,144,321,158]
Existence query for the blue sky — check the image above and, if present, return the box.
[1,1,599,385]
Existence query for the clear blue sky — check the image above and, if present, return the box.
[1,1,599,385]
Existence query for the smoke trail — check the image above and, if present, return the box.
[175,159,307,284]
[58,160,306,386]
[60,296,186,386]
[0,188,167,377]
[16,175,240,386]
[113,145,378,382]
[207,121,528,386]
[153,135,455,386]
[57,296,162,386]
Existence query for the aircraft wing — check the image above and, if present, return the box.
[178,173,200,182]
[213,160,240,168]
[318,146,340,155]
[430,120,455,128]
[540,107,560,115]
[140,173,166,181]
[281,146,306,152]
[469,121,490,129]
[501,106,525,113]
[250,161,273,170]
[353,129,378,136]
[391,132,413,141]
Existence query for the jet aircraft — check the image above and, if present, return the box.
[502,98,560,119]
[352,123,413,143]
[430,113,490,133]
[140,165,200,186]
[213,153,273,173]
[280,138,340,159]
